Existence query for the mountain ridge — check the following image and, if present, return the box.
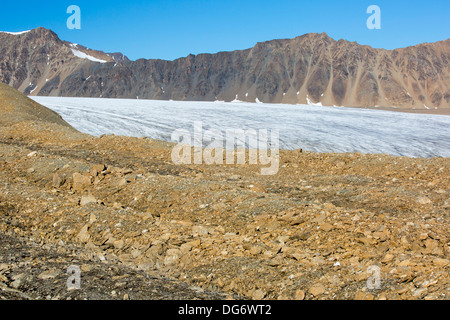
[1,27,449,109]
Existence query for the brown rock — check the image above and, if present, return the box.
[80,195,97,206]
[249,246,263,256]
[309,284,326,297]
[113,239,125,250]
[433,258,449,267]
[38,269,60,280]
[118,178,129,186]
[77,224,91,243]
[319,222,335,232]
[52,173,65,188]
[293,232,311,241]
[249,183,267,193]
[417,197,432,205]
[164,249,181,266]
[90,164,106,177]
[252,289,266,300]
[192,225,210,236]
[354,291,374,300]
[72,172,91,191]
[289,216,306,226]
[294,289,305,300]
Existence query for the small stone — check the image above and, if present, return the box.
[52,173,65,188]
[90,164,106,177]
[89,213,97,224]
[289,217,306,226]
[80,195,97,206]
[319,222,334,232]
[77,224,90,243]
[311,256,326,265]
[417,197,432,205]
[0,263,9,273]
[267,256,283,266]
[186,239,201,248]
[398,260,411,267]
[10,274,25,289]
[396,285,409,295]
[11,279,22,289]
[131,249,142,259]
[192,225,210,236]
[81,264,92,272]
[164,249,181,266]
[419,233,429,240]
[73,173,91,191]
[27,151,37,157]
[413,288,427,297]
[38,269,60,280]
[294,289,305,300]
[113,202,124,209]
[433,258,449,267]
[249,183,267,193]
[113,239,125,250]
[354,291,374,300]
[295,232,311,241]
[309,284,325,297]
[121,168,133,175]
[249,246,263,256]
[252,289,266,300]
[381,253,395,263]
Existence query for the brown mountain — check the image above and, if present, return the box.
[1,27,449,109]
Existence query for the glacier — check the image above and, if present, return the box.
[31,97,450,158]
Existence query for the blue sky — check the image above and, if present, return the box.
[1,0,449,61]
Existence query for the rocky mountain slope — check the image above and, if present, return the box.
[1,27,449,109]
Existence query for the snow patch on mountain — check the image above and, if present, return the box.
[0,30,31,35]
[70,49,107,63]
[306,95,323,107]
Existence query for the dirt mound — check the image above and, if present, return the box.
[0,82,71,127]
[0,83,87,142]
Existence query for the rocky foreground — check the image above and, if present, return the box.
[0,84,449,300]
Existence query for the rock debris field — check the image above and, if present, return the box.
[0,84,449,300]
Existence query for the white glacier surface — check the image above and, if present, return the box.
[31,97,450,158]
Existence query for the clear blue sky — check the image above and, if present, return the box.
[1,0,449,61]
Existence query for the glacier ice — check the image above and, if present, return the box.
[31,97,450,158]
